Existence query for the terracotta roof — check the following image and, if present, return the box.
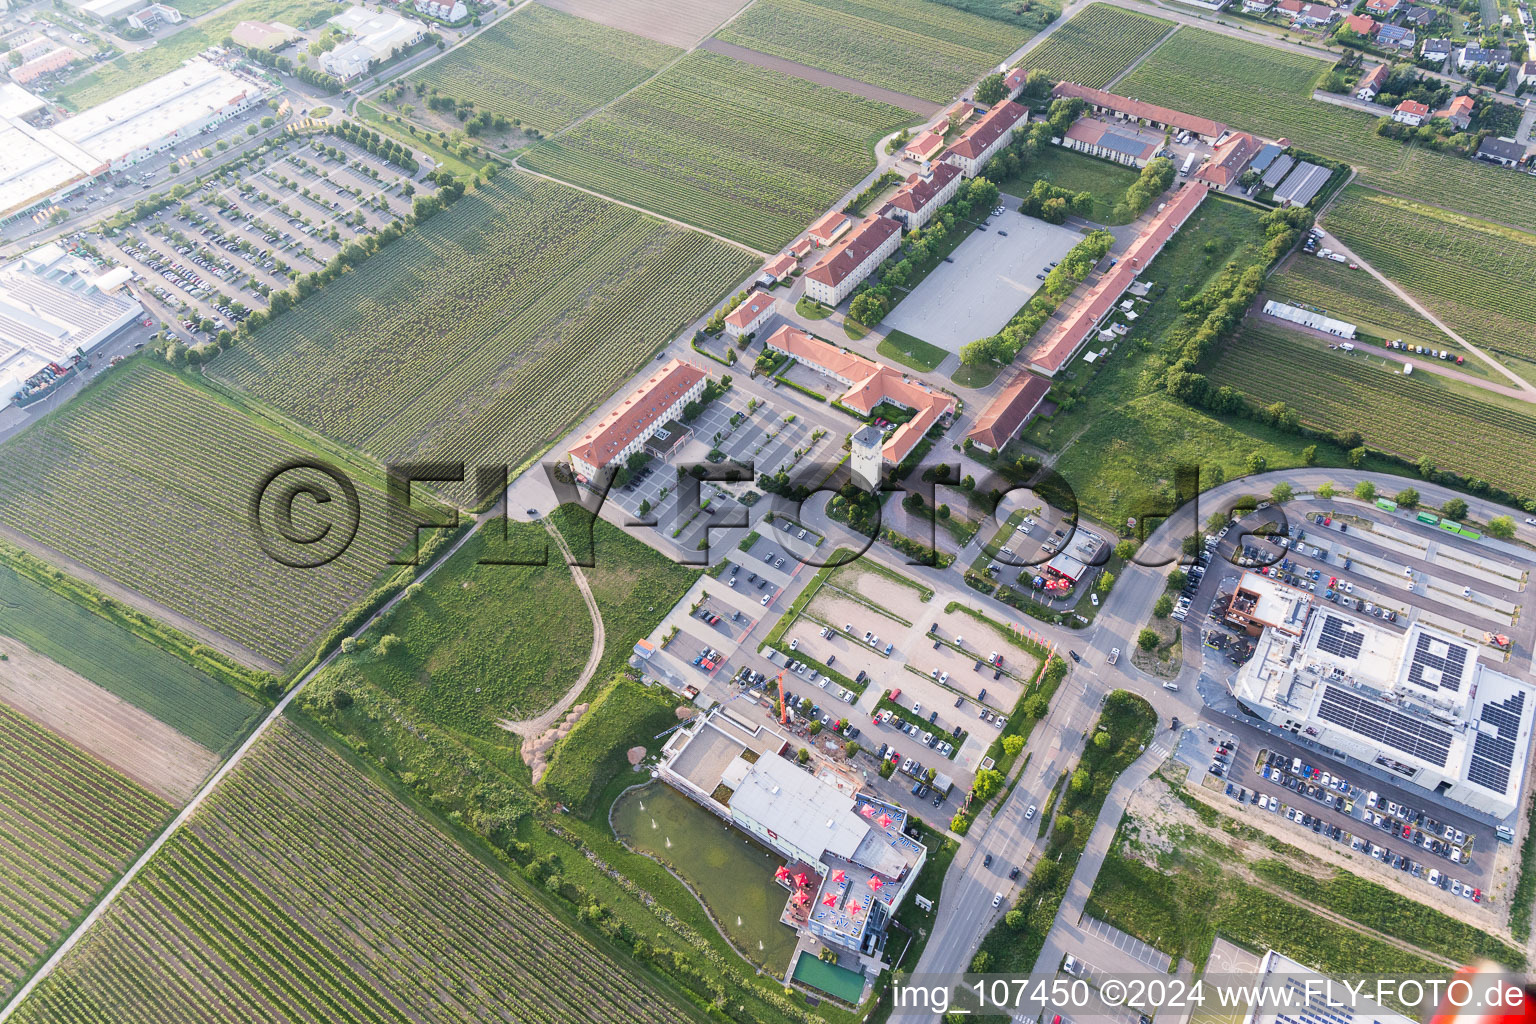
[1004,67,1027,91]
[1395,99,1430,116]
[945,100,976,122]
[725,290,775,330]
[1052,83,1226,140]
[903,130,946,161]
[1344,13,1377,33]
[1195,131,1258,186]
[1438,95,1475,119]
[762,253,797,278]
[944,101,1027,161]
[966,373,1051,449]
[1030,183,1208,374]
[1356,64,1389,90]
[568,358,705,470]
[808,210,851,244]
[804,215,900,289]
[1064,119,1157,161]
[763,325,953,464]
[884,163,960,216]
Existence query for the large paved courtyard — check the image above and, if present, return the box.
[883,211,1085,353]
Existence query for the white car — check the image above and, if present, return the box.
[1107,648,1119,665]
[992,892,1004,908]
[1025,804,1037,820]
[760,594,770,605]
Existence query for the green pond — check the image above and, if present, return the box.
[611,782,799,973]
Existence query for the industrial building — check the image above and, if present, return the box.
[1262,299,1356,339]
[0,243,142,407]
[320,7,427,80]
[659,706,927,987]
[0,59,263,222]
[565,357,706,479]
[1239,950,1414,1024]
[1273,161,1331,206]
[1231,570,1536,819]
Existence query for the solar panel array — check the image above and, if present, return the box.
[1318,684,1453,767]
[1469,690,1526,794]
[1316,614,1364,660]
[1406,630,1468,693]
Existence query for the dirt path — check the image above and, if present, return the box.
[1105,23,1181,90]
[0,639,218,804]
[697,38,941,116]
[0,526,282,675]
[500,517,607,779]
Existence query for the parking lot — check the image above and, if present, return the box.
[882,208,1083,353]
[974,508,1108,614]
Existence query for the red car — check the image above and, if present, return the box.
[1402,825,1413,838]
[1472,888,1482,903]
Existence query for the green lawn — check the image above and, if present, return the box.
[540,675,682,815]
[1115,27,1536,227]
[0,564,261,753]
[951,361,1002,388]
[354,102,489,179]
[1001,146,1141,225]
[879,328,949,372]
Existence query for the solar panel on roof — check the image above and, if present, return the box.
[1468,690,1526,794]
[1318,683,1453,766]
[1316,615,1364,659]
[1406,630,1468,692]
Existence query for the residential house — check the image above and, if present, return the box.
[566,359,707,480]
[1278,0,1336,26]
[966,374,1052,452]
[902,130,946,164]
[1520,60,1536,88]
[1435,94,1474,129]
[1052,82,1227,142]
[1003,66,1029,99]
[1060,118,1158,167]
[943,100,976,125]
[757,253,797,288]
[877,163,962,231]
[1242,0,1275,12]
[1421,37,1453,63]
[1342,13,1378,35]
[1457,46,1509,70]
[1354,63,1389,100]
[1364,0,1400,15]
[1195,131,1260,187]
[1392,99,1430,124]
[942,100,1028,177]
[1402,6,1434,26]
[1376,23,1415,48]
[807,210,852,247]
[803,215,901,306]
[1476,136,1528,166]
[723,290,776,339]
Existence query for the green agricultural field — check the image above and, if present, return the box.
[717,0,1028,103]
[1207,321,1536,500]
[0,565,260,752]
[1264,252,1477,370]
[0,703,171,1002]
[1014,3,1173,88]
[1322,187,1536,381]
[55,0,342,109]
[1001,145,1141,224]
[8,720,704,1024]
[313,510,695,742]
[519,50,916,251]
[408,5,678,136]
[211,172,756,475]
[1116,29,1536,226]
[0,361,414,666]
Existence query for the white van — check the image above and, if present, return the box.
[1367,791,1379,808]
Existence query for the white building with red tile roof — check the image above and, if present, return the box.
[1195,131,1259,187]
[1028,183,1208,377]
[1435,94,1474,130]
[943,100,1028,177]
[1004,66,1029,99]
[567,358,707,479]
[966,374,1052,452]
[764,325,954,469]
[1392,99,1429,125]
[902,129,946,163]
[1052,83,1226,142]
[877,163,961,231]
[757,252,797,287]
[808,210,852,246]
[724,290,776,338]
[1354,63,1389,101]
[803,215,901,306]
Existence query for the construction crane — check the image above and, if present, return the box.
[777,671,789,725]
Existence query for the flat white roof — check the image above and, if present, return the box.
[729,755,870,864]
[0,83,45,120]
[54,57,255,164]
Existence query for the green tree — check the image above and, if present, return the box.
[1002,734,1024,757]
[796,747,810,764]
[1245,452,1268,475]
[1024,693,1050,719]
[1302,444,1318,465]
[1092,730,1111,749]
[1441,498,1468,521]
[1486,515,1516,539]
[972,768,1005,801]
[1354,480,1376,501]
[1348,446,1368,467]
[975,72,1006,106]
[1417,456,1437,479]
[1271,481,1294,503]
[1167,569,1188,591]
[1137,628,1160,651]
[1114,538,1139,560]
[1317,481,1337,499]
[1153,593,1173,618]
[1395,487,1420,509]
[1069,766,1091,792]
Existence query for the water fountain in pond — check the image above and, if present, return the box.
[650,818,657,829]
[665,836,672,848]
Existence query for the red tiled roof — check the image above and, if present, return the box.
[1356,64,1389,90]
[1004,67,1027,91]
[1395,99,1430,115]
[1030,183,1208,374]
[1439,95,1475,118]
[763,325,953,464]
[804,215,900,289]
[944,101,1027,161]
[1064,119,1157,160]
[1195,131,1258,186]
[1344,13,1377,33]
[725,290,775,330]
[762,253,797,278]
[904,130,946,161]
[808,210,851,244]
[966,373,1051,450]
[1052,83,1226,140]
[884,163,960,216]
[568,358,705,470]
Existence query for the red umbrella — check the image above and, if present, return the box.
[859,804,875,817]
[792,891,809,906]
[877,813,893,829]
[831,869,846,884]
[822,892,838,907]
[775,866,791,882]
[847,901,863,916]
[867,876,884,891]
